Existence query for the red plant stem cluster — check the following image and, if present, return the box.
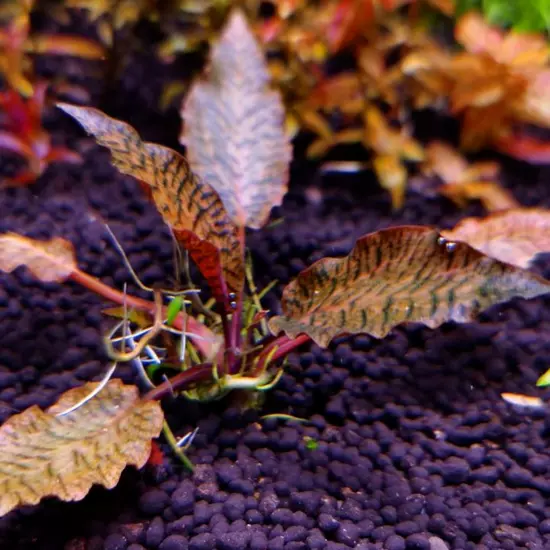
[69,267,216,358]
[69,263,311,399]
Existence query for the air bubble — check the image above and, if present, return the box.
[437,236,447,246]
[228,292,236,300]
[445,241,457,252]
[230,301,237,309]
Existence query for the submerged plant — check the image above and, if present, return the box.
[0,0,104,186]
[2,8,550,517]
[0,83,82,186]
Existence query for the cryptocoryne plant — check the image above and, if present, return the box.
[2,8,550,518]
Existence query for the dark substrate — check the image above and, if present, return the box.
[2,39,550,550]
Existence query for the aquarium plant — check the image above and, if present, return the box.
[1,7,550,518]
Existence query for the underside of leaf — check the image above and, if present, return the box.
[269,226,550,347]
[441,208,550,268]
[0,233,76,282]
[57,103,244,305]
[181,9,291,230]
[0,379,163,517]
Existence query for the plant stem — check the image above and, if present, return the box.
[143,363,213,401]
[162,420,195,471]
[227,295,243,375]
[225,225,246,374]
[220,309,233,374]
[252,333,311,377]
[69,267,217,358]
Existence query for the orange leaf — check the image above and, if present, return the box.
[58,104,244,306]
[441,208,550,269]
[422,141,499,185]
[454,13,504,58]
[419,142,513,211]
[269,226,550,347]
[181,10,291,230]
[372,154,407,210]
[441,181,518,212]
[0,12,33,96]
[363,104,423,160]
[514,69,550,128]
[455,13,549,67]
[27,34,106,60]
[298,109,334,139]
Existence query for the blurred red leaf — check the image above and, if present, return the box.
[0,83,82,187]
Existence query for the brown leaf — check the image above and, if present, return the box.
[441,208,550,269]
[57,103,244,306]
[0,379,163,516]
[305,73,364,115]
[0,233,76,282]
[269,226,550,347]
[181,9,292,230]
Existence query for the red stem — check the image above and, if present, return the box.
[252,333,311,377]
[69,268,217,359]
[143,363,213,401]
[225,226,246,374]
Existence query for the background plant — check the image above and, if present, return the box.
[0,0,105,186]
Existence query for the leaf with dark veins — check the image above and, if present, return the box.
[58,103,244,307]
[0,379,163,517]
[269,226,550,346]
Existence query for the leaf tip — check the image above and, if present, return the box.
[536,369,550,387]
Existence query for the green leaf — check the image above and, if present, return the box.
[456,0,550,32]
[536,369,550,387]
[166,296,184,326]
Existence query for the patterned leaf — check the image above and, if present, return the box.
[269,226,550,347]
[57,103,244,306]
[0,379,163,517]
[441,208,550,269]
[181,9,291,230]
[0,233,76,282]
